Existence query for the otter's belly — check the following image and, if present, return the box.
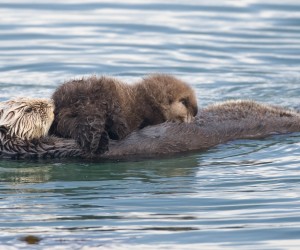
[1,101,300,160]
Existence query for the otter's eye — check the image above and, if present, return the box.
[25,107,33,113]
[180,98,188,107]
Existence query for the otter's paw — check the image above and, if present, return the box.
[93,132,109,154]
[77,129,109,155]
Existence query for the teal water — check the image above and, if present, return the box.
[1,0,300,249]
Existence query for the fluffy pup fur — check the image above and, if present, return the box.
[50,74,198,155]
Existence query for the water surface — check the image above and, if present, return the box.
[1,0,300,249]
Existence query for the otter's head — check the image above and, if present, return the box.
[0,98,54,140]
[141,74,198,123]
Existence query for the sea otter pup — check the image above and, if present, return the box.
[50,74,198,155]
[0,98,54,140]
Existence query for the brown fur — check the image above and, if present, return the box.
[1,100,300,160]
[50,74,197,155]
[198,100,296,123]
[101,100,300,158]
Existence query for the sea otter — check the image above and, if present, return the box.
[103,100,300,158]
[0,98,80,159]
[1,100,299,160]
[0,98,54,140]
[50,74,198,155]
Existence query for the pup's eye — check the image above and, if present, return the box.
[25,107,33,113]
[180,98,188,107]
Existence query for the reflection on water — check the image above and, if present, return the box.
[0,0,300,249]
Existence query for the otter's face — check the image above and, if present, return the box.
[165,94,198,123]
[0,98,54,140]
[141,74,198,124]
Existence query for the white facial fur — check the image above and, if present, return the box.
[0,98,54,140]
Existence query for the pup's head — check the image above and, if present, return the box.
[142,74,198,123]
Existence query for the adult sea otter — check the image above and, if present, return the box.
[0,99,299,160]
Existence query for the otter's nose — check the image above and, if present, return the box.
[192,106,198,117]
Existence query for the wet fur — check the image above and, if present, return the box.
[0,98,54,140]
[1,100,300,160]
[105,100,300,158]
[50,74,197,155]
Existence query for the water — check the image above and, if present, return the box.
[1,0,300,249]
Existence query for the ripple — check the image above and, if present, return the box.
[1,0,300,249]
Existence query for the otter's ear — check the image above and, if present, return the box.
[0,125,8,135]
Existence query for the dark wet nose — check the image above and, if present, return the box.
[191,105,198,116]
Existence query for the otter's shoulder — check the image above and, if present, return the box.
[52,76,127,107]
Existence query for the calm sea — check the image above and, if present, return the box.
[1,0,300,249]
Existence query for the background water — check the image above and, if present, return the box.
[1,0,300,249]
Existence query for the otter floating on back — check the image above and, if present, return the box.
[1,99,300,160]
[0,98,80,159]
[0,98,54,140]
[50,74,198,156]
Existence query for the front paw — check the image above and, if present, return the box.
[93,132,109,154]
[77,131,109,155]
